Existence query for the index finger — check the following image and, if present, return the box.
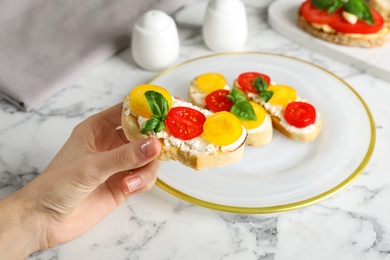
[92,102,124,128]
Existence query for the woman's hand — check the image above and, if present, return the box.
[0,103,161,259]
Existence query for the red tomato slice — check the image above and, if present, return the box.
[299,0,341,24]
[329,8,384,34]
[284,101,316,128]
[299,0,384,34]
[237,72,271,94]
[205,89,234,112]
[166,106,206,140]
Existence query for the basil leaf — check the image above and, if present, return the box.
[310,0,343,12]
[252,76,273,103]
[344,0,374,25]
[230,100,256,121]
[227,88,246,103]
[328,0,344,14]
[253,77,268,93]
[141,118,162,134]
[310,0,335,10]
[144,91,169,117]
[141,90,169,133]
[155,121,166,133]
[260,91,273,103]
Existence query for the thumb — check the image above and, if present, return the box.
[95,138,161,178]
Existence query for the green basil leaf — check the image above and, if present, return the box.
[144,91,169,117]
[227,88,246,103]
[310,0,334,10]
[141,90,169,133]
[328,0,344,14]
[253,77,268,93]
[310,0,348,14]
[155,121,166,133]
[344,0,374,25]
[141,118,161,134]
[230,100,256,121]
[252,76,273,103]
[260,91,273,103]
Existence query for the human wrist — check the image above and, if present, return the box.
[0,190,45,259]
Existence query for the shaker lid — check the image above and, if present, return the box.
[136,10,173,32]
[208,0,245,14]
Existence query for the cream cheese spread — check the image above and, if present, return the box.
[246,113,272,134]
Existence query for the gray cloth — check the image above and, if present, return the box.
[0,0,185,111]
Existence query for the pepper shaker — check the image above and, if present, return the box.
[203,0,248,52]
[131,10,180,71]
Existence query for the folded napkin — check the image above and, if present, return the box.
[0,0,185,111]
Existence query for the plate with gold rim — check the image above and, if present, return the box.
[149,52,375,214]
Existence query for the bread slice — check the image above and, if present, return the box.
[245,120,273,146]
[121,96,247,171]
[188,79,272,146]
[234,80,321,142]
[269,112,322,142]
[297,15,390,48]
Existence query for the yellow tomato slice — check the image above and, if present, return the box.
[268,84,297,108]
[203,111,243,146]
[240,101,266,130]
[195,73,227,94]
[130,84,172,118]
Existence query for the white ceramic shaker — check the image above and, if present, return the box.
[131,10,180,71]
[202,0,248,52]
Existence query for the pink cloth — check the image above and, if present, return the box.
[0,0,184,111]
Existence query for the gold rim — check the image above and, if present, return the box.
[149,52,376,214]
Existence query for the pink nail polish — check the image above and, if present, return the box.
[126,176,142,193]
[140,139,155,157]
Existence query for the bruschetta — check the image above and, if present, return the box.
[298,0,389,48]
[234,72,322,142]
[121,84,248,170]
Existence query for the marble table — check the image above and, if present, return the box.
[1,1,390,259]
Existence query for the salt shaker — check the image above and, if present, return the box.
[203,0,248,52]
[131,10,180,71]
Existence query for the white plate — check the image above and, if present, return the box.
[150,52,375,214]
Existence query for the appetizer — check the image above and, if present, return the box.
[298,0,389,47]
[234,72,322,142]
[121,84,248,170]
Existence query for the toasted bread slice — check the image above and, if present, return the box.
[269,112,322,142]
[121,95,247,171]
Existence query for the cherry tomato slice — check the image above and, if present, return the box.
[205,89,234,112]
[130,84,172,119]
[299,0,341,24]
[203,111,243,146]
[284,101,316,128]
[329,8,384,34]
[195,73,227,94]
[237,72,271,94]
[166,107,206,140]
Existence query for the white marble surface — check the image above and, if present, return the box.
[1,0,390,259]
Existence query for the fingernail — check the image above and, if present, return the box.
[140,139,155,157]
[125,176,142,194]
